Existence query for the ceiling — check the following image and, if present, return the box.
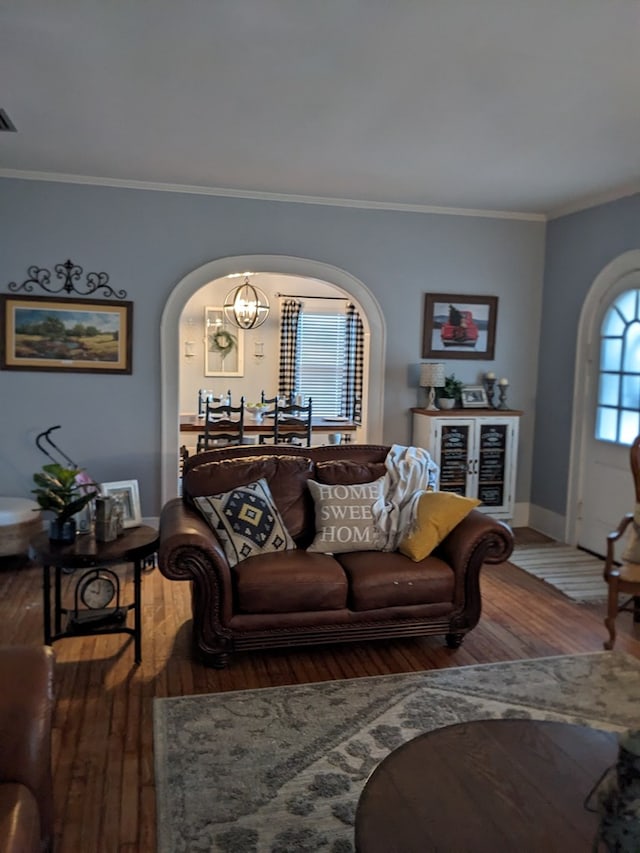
[1,1,639,218]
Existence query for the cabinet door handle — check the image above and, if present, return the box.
[473,458,478,475]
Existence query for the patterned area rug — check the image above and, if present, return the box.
[153,651,640,853]
[510,542,607,603]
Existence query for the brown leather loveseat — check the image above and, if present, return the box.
[159,444,514,668]
[0,645,55,853]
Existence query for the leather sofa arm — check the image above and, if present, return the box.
[158,499,235,641]
[0,645,54,851]
[435,509,514,605]
[437,509,514,568]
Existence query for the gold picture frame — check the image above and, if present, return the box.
[0,294,133,374]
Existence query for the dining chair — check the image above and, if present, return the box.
[196,397,245,452]
[273,397,313,447]
[603,433,640,649]
[257,392,279,445]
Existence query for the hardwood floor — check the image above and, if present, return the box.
[1,529,639,852]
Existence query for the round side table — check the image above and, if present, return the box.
[30,524,159,663]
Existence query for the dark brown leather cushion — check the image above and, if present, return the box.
[337,551,455,611]
[0,784,41,853]
[233,551,348,613]
[185,454,314,539]
[315,459,386,485]
[0,646,54,850]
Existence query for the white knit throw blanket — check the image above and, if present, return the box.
[372,444,440,551]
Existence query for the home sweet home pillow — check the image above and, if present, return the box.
[194,478,295,567]
[307,477,386,553]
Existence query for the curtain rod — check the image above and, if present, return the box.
[276,293,350,300]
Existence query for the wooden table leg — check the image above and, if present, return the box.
[43,563,52,645]
[133,557,142,664]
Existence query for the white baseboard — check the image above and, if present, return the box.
[527,504,566,542]
[511,502,529,527]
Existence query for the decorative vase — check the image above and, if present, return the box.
[438,398,456,410]
[49,517,76,544]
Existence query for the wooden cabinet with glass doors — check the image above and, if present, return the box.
[412,409,522,519]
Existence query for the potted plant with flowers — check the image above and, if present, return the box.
[32,463,98,543]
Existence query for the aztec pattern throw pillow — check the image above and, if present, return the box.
[194,478,295,567]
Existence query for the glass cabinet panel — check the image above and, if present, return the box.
[439,424,471,496]
[477,423,507,506]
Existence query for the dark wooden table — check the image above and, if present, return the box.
[30,524,159,663]
[180,416,357,435]
[355,719,616,852]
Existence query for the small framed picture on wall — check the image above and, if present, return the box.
[422,294,498,360]
[204,307,245,377]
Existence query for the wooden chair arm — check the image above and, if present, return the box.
[604,512,634,578]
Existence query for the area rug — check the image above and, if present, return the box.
[510,542,607,603]
[153,651,640,853]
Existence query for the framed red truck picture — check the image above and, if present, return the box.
[422,293,498,360]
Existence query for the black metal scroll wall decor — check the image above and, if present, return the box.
[7,258,127,299]
[1,259,134,374]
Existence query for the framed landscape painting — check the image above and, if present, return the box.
[0,294,133,373]
[422,293,498,360]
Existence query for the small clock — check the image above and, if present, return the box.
[78,572,116,610]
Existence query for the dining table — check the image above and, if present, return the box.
[179,415,357,436]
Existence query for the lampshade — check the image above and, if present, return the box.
[223,277,270,330]
[420,363,446,388]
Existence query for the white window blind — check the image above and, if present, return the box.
[295,311,346,417]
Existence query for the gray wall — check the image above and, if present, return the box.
[532,192,640,515]
[0,178,545,515]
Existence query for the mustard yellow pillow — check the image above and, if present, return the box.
[399,492,481,562]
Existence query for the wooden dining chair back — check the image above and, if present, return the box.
[196,397,245,452]
[603,434,640,649]
[274,397,313,447]
[257,392,280,445]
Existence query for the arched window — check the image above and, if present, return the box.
[596,289,640,445]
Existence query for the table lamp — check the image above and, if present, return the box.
[420,363,446,410]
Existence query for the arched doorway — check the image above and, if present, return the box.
[160,255,386,504]
[567,250,640,551]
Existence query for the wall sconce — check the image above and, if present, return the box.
[253,341,265,362]
[223,276,270,330]
[184,317,196,359]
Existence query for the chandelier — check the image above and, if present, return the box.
[223,276,270,330]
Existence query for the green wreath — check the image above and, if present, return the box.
[208,329,237,357]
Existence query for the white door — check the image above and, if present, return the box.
[579,438,633,556]
[576,276,640,556]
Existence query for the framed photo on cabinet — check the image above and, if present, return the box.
[461,385,489,408]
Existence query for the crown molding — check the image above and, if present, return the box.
[547,180,640,220]
[0,168,547,223]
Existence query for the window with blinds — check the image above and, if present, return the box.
[295,311,346,417]
[596,289,640,444]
